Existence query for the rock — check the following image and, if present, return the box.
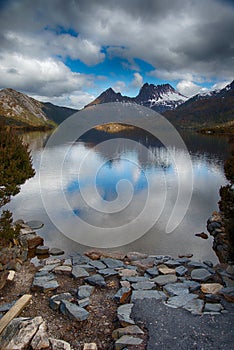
[204,303,223,312]
[72,266,89,279]
[191,268,212,282]
[182,280,201,292]
[31,320,50,349]
[195,232,208,239]
[35,245,50,255]
[85,274,106,287]
[131,290,167,302]
[112,325,144,340]
[84,250,103,260]
[102,258,124,269]
[78,297,90,308]
[63,259,72,266]
[205,294,221,303]
[222,276,234,288]
[178,254,193,259]
[164,259,181,267]
[183,298,204,315]
[175,266,188,276]
[132,281,155,290]
[187,261,208,269]
[120,280,131,288]
[0,316,43,350]
[117,303,135,326]
[24,233,44,249]
[77,285,94,299]
[122,276,149,283]
[126,252,148,261]
[83,343,97,350]
[50,248,64,256]
[226,264,234,276]
[60,300,89,321]
[131,257,155,270]
[54,265,72,275]
[0,302,15,312]
[49,293,73,310]
[39,264,60,272]
[151,274,177,286]
[166,294,198,308]
[163,283,189,297]
[201,283,223,294]
[89,260,106,270]
[115,335,143,350]
[7,270,15,281]
[218,287,234,302]
[49,338,71,350]
[145,266,159,277]
[114,287,132,303]
[76,264,96,273]
[118,269,138,277]
[207,222,222,232]
[98,268,118,277]
[176,257,191,264]
[31,274,59,292]
[45,258,62,265]
[158,264,176,275]
[101,251,126,260]
[71,254,90,265]
[26,220,44,230]
[203,260,214,268]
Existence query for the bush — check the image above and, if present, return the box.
[0,210,20,242]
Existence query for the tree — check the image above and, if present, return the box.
[0,121,35,241]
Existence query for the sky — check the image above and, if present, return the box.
[0,0,233,109]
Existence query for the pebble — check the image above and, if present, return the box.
[158,264,176,275]
[98,268,118,277]
[114,287,132,303]
[35,245,50,255]
[49,248,64,256]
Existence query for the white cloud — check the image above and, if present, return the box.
[211,81,230,91]
[176,80,209,97]
[113,81,126,93]
[131,73,143,88]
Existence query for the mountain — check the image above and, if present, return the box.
[0,88,78,129]
[85,83,188,112]
[163,80,234,129]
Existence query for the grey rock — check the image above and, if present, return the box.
[54,265,72,275]
[0,302,15,313]
[203,260,214,268]
[166,294,198,308]
[49,338,71,349]
[132,281,155,290]
[226,264,234,276]
[78,297,90,308]
[163,283,189,297]
[75,264,95,273]
[89,260,106,270]
[204,303,223,312]
[31,320,50,349]
[126,252,148,261]
[117,303,135,326]
[71,254,90,266]
[131,290,167,302]
[222,276,234,288]
[164,259,181,267]
[122,276,149,283]
[49,293,73,310]
[26,220,44,229]
[182,280,201,292]
[218,287,234,302]
[85,274,106,287]
[115,335,143,350]
[102,258,124,269]
[207,222,221,232]
[60,300,89,321]
[63,259,72,266]
[50,248,64,256]
[205,294,221,303]
[72,266,89,279]
[36,245,50,255]
[151,274,177,286]
[114,287,132,303]
[183,298,204,315]
[98,268,118,277]
[77,285,94,299]
[175,265,188,276]
[191,268,212,282]
[175,257,191,264]
[112,325,144,340]
[145,266,159,277]
[31,274,59,292]
[188,261,208,269]
[39,264,60,272]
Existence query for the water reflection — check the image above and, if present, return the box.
[6,128,230,262]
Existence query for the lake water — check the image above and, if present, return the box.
[7,127,230,263]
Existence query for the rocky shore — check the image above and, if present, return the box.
[0,221,234,349]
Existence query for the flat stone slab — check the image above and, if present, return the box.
[114,287,132,303]
[175,266,188,276]
[132,282,155,290]
[183,298,204,315]
[218,287,234,302]
[201,283,223,294]
[188,261,208,269]
[115,335,143,350]
[98,268,118,277]
[191,268,212,282]
[118,269,138,277]
[102,258,124,269]
[49,293,73,310]
[126,252,148,261]
[164,259,181,267]
[204,303,223,312]
[117,304,135,326]
[71,254,91,265]
[31,274,59,292]
[89,260,106,270]
[163,283,189,297]
[112,325,144,340]
[77,285,94,299]
[182,280,201,292]
[39,264,60,272]
[72,266,89,279]
[78,297,90,308]
[60,300,89,321]
[145,266,159,277]
[151,274,177,286]
[123,276,149,283]
[49,248,64,256]
[36,245,50,255]
[158,265,176,275]
[166,294,198,308]
[54,265,72,275]
[131,290,167,302]
[26,220,44,229]
[75,264,95,273]
[85,274,106,287]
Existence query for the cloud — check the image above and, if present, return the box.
[113,81,126,93]
[176,80,209,97]
[131,73,143,88]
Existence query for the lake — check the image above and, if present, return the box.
[7,126,230,263]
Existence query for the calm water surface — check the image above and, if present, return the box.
[7,128,230,263]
